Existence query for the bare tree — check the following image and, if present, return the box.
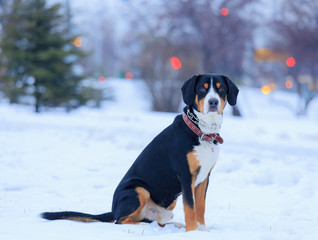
[123,0,258,112]
[161,0,257,77]
[121,1,202,112]
[269,0,318,115]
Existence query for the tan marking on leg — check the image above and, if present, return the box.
[168,199,177,211]
[183,151,205,231]
[195,177,208,226]
[194,164,216,227]
[183,180,197,231]
[120,187,150,224]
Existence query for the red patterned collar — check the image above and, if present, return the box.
[182,113,224,144]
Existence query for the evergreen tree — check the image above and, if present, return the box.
[0,0,87,112]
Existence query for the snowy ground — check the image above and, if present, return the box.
[1,78,318,240]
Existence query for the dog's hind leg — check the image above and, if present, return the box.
[115,187,174,225]
[114,187,151,225]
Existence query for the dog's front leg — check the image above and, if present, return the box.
[194,177,209,230]
[181,178,197,231]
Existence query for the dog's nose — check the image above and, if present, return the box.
[208,98,219,107]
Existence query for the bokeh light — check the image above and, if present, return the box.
[71,37,82,47]
[171,57,182,70]
[261,85,271,95]
[98,76,106,83]
[286,57,296,67]
[125,72,133,80]
[221,8,229,16]
[285,80,293,89]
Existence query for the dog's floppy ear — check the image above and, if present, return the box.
[223,75,239,106]
[181,75,199,106]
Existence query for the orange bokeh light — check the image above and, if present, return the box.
[72,37,82,47]
[261,85,271,95]
[171,57,182,70]
[221,8,229,16]
[285,80,293,89]
[98,76,106,83]
[286,57,296,67]
[125,72,133,80]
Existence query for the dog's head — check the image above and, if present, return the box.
[181,73,239,115]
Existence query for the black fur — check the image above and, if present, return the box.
[181,75,198,105]
[223,76,239,106]
[41,211,114,222]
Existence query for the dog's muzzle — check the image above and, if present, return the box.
[208,98,219,112]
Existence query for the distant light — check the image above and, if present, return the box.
[285,80,293,89]
[171,57,182,70]
[125,72,133,80]
[261,85,271,95]
[221,8,229,16]
[286,57,296,67]
[254,48,289,62]
[98,76,106,83]
[72,37,82,47]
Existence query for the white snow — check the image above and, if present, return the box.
[1,78,318,240]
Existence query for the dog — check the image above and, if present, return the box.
[41,73,239,232]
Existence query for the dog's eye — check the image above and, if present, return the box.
[219,87,225,93]
[199,86,207,93]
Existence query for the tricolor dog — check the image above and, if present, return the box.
[41,73,239,231]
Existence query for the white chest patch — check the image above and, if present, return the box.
[193,141,220,187]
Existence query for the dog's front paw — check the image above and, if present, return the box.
[197,223,209,231]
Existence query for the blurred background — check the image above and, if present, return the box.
[0,0,317,116]
[1,1,318,239]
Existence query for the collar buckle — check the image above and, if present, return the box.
[201,133,216,144]
[183,113,223,144]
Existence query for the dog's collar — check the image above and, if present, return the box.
[186,109,210,127]
[186,109,200,125]
[182,113,224,144]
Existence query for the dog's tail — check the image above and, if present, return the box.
[41,211,114,223]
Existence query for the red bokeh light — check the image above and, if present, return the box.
[286,57,296,67]
[98,76,106,83]
[221,8,229,16]
[125,72,133,80]
[171,57,182,70]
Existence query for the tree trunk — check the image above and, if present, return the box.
[34,86,41,113]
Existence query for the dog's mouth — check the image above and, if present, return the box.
[208,106,218,113]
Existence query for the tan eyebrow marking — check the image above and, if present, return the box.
[204,83,209,89]
[216,83,221,88]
